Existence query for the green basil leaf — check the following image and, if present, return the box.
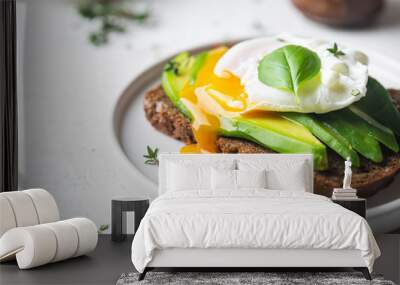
[258,45,321,101]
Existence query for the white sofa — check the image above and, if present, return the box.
[0,189,98,269]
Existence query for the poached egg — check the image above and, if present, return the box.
[214,35,369,113]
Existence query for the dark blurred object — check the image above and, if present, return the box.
[0,0,18,192]
[292,0,384,27]
[78,0,149,46]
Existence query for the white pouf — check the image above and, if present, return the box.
[0,196,17,237]
[0,218,98,269]
[0,189,98,269]
[42,221,79,262]
[1,191,40,227]
[24,188,60,223]
[65,218,98,257]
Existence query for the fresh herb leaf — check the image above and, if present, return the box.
[102,17,125,33]
[143,146,159,165]
[127,12,149,22]
[98,224,109,233]
[88,17,126,46]
[78,0,149,46]
[164,60,180,75]
[258,45,321,102]
[89,31,108,46]
[327,43,346,58]
[164,52,194,77]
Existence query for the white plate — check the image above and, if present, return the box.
[113,39,400,233]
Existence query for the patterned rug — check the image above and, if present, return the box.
[116,271,395,285]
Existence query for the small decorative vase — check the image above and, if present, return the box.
[291,0,385,27]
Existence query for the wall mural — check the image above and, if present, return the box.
[115,35,400,234]
[16,0,400,252]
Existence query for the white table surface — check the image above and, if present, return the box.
[16,0,400,232]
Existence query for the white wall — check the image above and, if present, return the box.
[17,0,400,232]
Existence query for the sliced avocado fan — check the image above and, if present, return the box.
[316,112,383,163]
[334,108,398,153]
[285,78,399,164]
[219,116,327,170]
[283,112,360,167]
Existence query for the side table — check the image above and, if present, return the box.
[332,198,366,218]
[111,197,149,242]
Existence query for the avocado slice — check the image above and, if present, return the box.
[316,112,383,163]
[283,77,399,165]
[337,108,399,153]
[161,52,195,120]
[283,112,360,167]
[220,115,328,170]
[161,51,328,170]
[353,77,400,137]
[189,51,208,85]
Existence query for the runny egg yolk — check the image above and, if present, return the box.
[179,47,248,153]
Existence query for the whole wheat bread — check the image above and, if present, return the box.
[144,85,400,197]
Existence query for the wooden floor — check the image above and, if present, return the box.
[0,235,399,285]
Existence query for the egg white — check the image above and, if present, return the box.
[214,35,369,114]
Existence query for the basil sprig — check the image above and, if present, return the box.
[258,45,321,102]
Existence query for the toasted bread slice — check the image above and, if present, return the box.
[144,85,400,197]
[144,86,195,144]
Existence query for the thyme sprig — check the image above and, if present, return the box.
[143,146,159,165]
[78,0,149,46]
[327,43,346,58]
